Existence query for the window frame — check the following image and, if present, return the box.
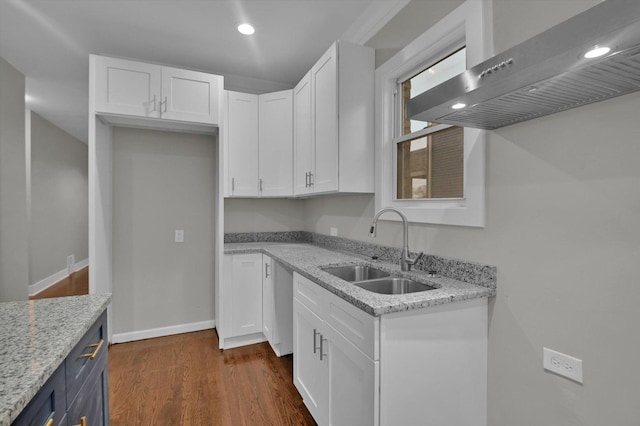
[374,0,493,227]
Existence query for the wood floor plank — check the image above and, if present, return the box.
[30,267,89,299]
[108,329,316,426]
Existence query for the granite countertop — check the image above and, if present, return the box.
[0,294,111,426]
[224,242,495,316]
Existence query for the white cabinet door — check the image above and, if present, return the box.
[262,256,274,343]
[161,66,222,125]
[230,253,263,337]
[259,90,293,197]
[311,45,339,193]
[226,91,259,197]
[293,72,313,196]
[293,298,328,426]
[325,324,378,426]
[94,56,161,118]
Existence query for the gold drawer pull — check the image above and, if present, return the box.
[45,418,54,426]
[80,339,104,360]
[73,416,87,426]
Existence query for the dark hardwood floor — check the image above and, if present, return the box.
[30,267,89,300]
[108,329,316,426]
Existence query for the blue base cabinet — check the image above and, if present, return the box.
[12,311,109,426]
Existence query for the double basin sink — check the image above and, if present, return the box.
[321,264,436,295]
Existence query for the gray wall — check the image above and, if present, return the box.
[0,56,28,302]
[224,198,305,233]
[112,127,215,335]
[29,111,88,283]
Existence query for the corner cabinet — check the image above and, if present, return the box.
[294,41,374,196]
[13,312,109,426]
[293,272,488,426]
[225,90,293,198]
[93,55,223,127]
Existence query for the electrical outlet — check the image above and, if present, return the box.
[543,347,583,383]
[175,230,184,243]
[330,227,338,236]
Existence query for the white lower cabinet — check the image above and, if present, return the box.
[263,256,293,356]
[228,253,263,338]
[220,253,293,353]
[293,273,378,426]
[293,272,488,426]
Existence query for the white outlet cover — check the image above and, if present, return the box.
[175,229,184,243]
[330,227,338,236]
[543,347,583,384]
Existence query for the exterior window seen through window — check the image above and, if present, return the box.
[396,48,466,200]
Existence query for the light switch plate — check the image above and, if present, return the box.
[543,347,583,383]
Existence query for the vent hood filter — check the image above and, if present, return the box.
[406,0,640,130]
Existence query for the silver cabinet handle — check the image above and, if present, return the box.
[313,329,320,354]
[149,95,157,112]
[308,172,313,187]
[265,262,270,278]
[260,178,263,192]
[319,335,327,360]
[305,172,309,188]
[160,96,167,114]
[231,177,235,192]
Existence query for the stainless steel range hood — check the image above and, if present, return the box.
[406,0,640,130]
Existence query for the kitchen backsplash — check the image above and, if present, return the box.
[224,231,496,290]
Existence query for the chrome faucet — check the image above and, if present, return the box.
[369,207,424,272]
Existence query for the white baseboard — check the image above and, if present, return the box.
[111,320,216,344]
[29,258,89,296]
[218,332,267,350]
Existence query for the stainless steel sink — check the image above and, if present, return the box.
[353,277,436,295]
[321,265,390,282]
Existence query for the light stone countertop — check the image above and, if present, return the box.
[224,242,495,316]
[0,294,111,426]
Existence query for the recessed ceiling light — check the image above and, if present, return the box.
[584,46,610,59]
[451,102,466,110]
[237,23,255,35]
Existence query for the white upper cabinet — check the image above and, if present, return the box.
[311,46,339,194]
[226,91,259,197]
[259,90,293,197]
[94,56,160,118]
[93,55,222,127]
[293,72,314,196]
[225,89,293,198]
[160,65,221,124]
[294,41,374,196]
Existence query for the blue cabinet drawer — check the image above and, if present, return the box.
[65,311,107,409]
[67,347,108,426]
[11,363,66,426]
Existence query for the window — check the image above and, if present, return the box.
[396,48,466,200]
[374,0,492,227]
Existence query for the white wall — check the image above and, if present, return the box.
[0,56,28,302]
[303,1,640,424]
[29,111,88,283]
[112,127,215,336]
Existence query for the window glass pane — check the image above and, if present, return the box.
[401,48,466,135]
[397,127,464,199]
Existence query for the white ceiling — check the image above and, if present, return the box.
[0,0,407,143]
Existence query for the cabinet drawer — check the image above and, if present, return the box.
[293,273,327,318]
[65,311,107,408]
[11,364,66,426]
[67,348,108,426]
[325,292,379,360]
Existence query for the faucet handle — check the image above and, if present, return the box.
[406,251,424,265]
